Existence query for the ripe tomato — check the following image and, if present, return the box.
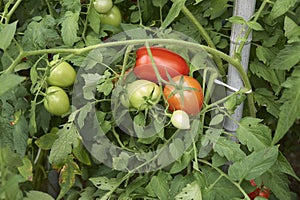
[259,187,270,199]
[47,61,76,87]
[134,46,189,83]
[93,0,113,14]
[248,188,260,200]
[44,86,70,116]
[100,6,122,27]
[171,110,190,129]
[125,80,161,110]
[163,75,204,115]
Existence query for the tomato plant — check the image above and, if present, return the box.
[163,75,204,115]
[134,46,190,83]
[100,5,122,27]
[124,79,161,110]
[43,86,70,116]
[47,61,76,87]
[93,0,113,14]
[0,0,299,200]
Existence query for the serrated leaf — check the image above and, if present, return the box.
[17,157,33,181]
[89,176,120,191]
[49,123,80,166]
[57,158,81,200]
[22,15,60,50]
[13,115,29,156]
[175,181,201,200]
[250,59,280,86]
[62,0,81,12]
[60,11,80,46]
[255,46,276,65]
[0,21,17,50]
[24,191,55,200]
[237,117,272,151]
[263,170,291,200]
[88,7,101,34]
[247,21,264,31]
[147,172,170,200]
[0,74,25,97]
[273,68,300,144]
[169,138,185,159]
[254,88,280,118]
[161,0,187,28]
[72,140,91,166]
[35,132,58,150]
[269,0,298,20]
[270,43,300,70]
[284,16,300,44]
[276,152,300,181]
[228,146,278,181]
[214,136,246,162]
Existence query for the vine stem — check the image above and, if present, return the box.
[4,0,23,24]
[3,38,255,115]
[235,0,269,55]
[181,5,226,79]
[198,159,251,200]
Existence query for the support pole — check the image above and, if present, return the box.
[224,0,256,139]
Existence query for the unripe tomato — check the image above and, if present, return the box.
[171,110,190,129]
[100,6,122,27]
[47,61,76,87]
[44,86,70,116]
[163,75,204,116]
[134,46,190,83]
[126,80,161,110]
[93,0,113,14]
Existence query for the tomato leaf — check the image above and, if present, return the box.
[146,171,171,200]
[0,21,17,50]
[88,7,101,34]
[270,43,300,70]
[214,136,246,162]
[72,140,91,166]
[269,0,298,20]
[275,152,300,181]
[17,157,33,181]
[169,138,185,160]
[62,0,81,13]
[49,123,80,166]
[236,117,272,151]
[60,11,80,46]
[24,191,55,200]
[161,0,186,28]
[57,157,81,200]
[273,68,300,144]
[0,74,25,97]
[250,61,280,86]
[262,170,291,200]
[175,181,201,200]
[228,146,278,181]
[284,16,300,44]
[254,88,280,118]
[22,15,60,50]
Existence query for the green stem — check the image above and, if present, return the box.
[4,0,23,24]
[181,5,226,79]
[81,0,94,42]
[236,0,269,55]
[198,159,251,200]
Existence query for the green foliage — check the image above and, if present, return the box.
[0,0,299,199]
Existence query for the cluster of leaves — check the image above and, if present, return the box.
[0,0,300,199]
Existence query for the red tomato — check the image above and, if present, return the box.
[259,187,270,199]
[163,75,204,116]
[248,188,260,200]
[250,179,257,187]
[134,46,189,83]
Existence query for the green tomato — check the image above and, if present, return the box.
[44,86,70,116]
[93,0,113,14]
[100,6,122,27]
[171,110,190,129]
[47,61,76,87]
[126,80,161,110]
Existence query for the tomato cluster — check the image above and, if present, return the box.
[43,60,76,116]
[123,46,204,129]
[93,0,122,27]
